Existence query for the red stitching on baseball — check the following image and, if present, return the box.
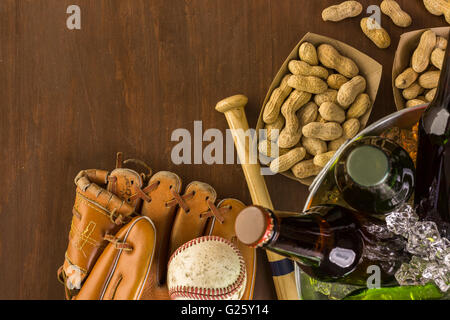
[168,236,246,300]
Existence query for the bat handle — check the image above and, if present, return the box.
[216,95,272,208]
[216,95,299,300]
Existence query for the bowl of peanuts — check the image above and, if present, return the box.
[393,27,450,110]
[257,32,382,186]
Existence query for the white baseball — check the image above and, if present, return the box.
[167,236,247,300]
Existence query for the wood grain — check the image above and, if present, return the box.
[0,0,447,299]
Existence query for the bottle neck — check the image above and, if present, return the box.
[421,42,450,142]
[259,208,329,254]
[259,209,327,266]
[432,44,450,109]
[234,205,318,249]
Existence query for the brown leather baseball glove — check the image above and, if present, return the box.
[58,153,256,300]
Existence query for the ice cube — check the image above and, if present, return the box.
[395,257,428,286]
[422,263,450,292]
[444,254,450,268]
[428,238,450,262]
[422,263,441,280]
[406,222,441,256]
[386,204,419,237]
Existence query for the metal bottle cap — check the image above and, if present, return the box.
[234,206,275,248]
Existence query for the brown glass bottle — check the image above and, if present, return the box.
[415,41,450,238]
[235,205,410,286]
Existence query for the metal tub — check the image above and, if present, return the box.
[295,104,427,300]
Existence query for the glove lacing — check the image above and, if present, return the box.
[127,180,159,203]
[103,234,133,252]
[200,200,231,224]
[165,189,231,224]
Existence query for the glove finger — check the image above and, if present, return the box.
[140,171,182,300]
[60,170,136,299]
[75,216,156,300]
[74,169,109,187]
[106,152,154,211]
[106,167,145,211]
[168,181,217,257]
[204,199,257,300]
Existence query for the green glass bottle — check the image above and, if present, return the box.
[414,41,450,237]
[334,136,415,215]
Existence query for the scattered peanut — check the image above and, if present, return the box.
[337,75,367,107]
[319,102,346,123]
[423,0,450,24]
[278,128,302,149]
[431,47,445,70]
[402,82,425,100]
[302,136,327,156]
[417,95,427,101]
[360,17,391,49]
[317,44,359,78]
[292,159,323,179]
[313,151,337,167]
[265,115,285,141]
[425,88,437,101]
[287,75,328,94]
[380,0,412,28]
[314,89,338,106]
[298,102,319,127]
[406,99,427,108]
[270,147,306,173]
[322,1,363,22]
[418,70,441,89]
[412,30,437,73]
[299,42,319,66]
[346,94,371,118]
[278,90,312,148]
[327,74,349,89]
[258,139,289,158]
[302,122,343,141]
[288,60,329,79]
[395,67,419,89]
[328,136,348,151]
[281,90,313,131]
[436,36,448,50]
[263,75,293,124]
[342,118,361,139]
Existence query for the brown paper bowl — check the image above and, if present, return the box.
[256,32,382,186]
[392,27,450,111]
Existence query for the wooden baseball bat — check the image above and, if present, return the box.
[216,94,299,300]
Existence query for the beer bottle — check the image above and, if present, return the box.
[235,205,410,286]
[334,136,415,215]
[415,40,450,237]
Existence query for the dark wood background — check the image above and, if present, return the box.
[0,0,447,300]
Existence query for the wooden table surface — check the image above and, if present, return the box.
[0,0,447,300]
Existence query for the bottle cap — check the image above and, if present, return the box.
[346,145,389,187]
[235,206,275,248]
[334,136,415,214]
